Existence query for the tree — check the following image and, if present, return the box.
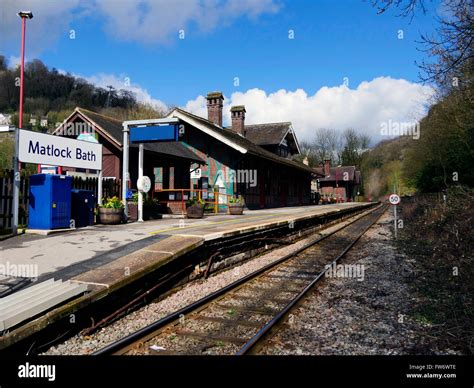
[313,128,340,165]
[340,128,370,169]
[0,55,7,72]
[293,140,319,167]
[371,0,473,91]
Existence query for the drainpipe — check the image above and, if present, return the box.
[122,123,129,218]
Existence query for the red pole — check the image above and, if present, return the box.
[19,16,26,129]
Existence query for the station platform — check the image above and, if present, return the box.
[0,203,369,281]
[0,202,372,350]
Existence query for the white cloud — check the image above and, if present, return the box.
[183,77,435,145]
[0,0,87,58]
[95,0,280,44]
[78,72,168,112]
[0,0,279,55]
[8,56,21,68]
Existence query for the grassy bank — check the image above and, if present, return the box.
[398,188,473,354]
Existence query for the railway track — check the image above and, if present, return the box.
[93,204,386,356]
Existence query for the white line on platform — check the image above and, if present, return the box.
[70,280,110,288]
[141,250,175,255]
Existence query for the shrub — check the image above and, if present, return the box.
[229,195,245,205]
[100,196,124,209]
[186,197,205,208]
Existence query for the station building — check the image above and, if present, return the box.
[314,159,362,202]
[54,91,317,211]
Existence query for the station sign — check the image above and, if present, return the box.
[18,129,102,170]
[130,124,178,143]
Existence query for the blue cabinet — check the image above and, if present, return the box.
[71,189,96,227]
[28,174,72,230]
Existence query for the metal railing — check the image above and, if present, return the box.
[153,188,234,214]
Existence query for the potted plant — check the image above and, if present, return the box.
[99,196,124,224]
[186,197,205,219]
[228,195,245,215]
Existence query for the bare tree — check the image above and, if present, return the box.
[313,128,340,165]
[371,0,473,89]
[418,0,473,88]
[371,0,427,17]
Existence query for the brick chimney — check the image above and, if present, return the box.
[324,159,331,177]
[206,91,224,127]
[231,105,246,136]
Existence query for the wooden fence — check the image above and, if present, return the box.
[0,170,121,230]
[0,170,29,229]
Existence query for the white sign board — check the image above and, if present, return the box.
[389,193,400,205]
[191,168,201,179]
[18,129,102,170]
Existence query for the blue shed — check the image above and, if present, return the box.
[28,174,72,230]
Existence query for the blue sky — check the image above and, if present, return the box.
[1,0,440,142]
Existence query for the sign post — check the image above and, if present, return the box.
[389,193,401,239]
[12,127,20,235]
[12,129,103,234]
[122,117,180,223]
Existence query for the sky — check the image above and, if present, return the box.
[0,0,441,144]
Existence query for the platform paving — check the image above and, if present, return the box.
[0,203,367,283]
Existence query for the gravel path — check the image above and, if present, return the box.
[44,209,373,355]
[258,210,461,355]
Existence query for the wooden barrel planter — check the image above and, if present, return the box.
[99,208,124,224]
[228,204,244,215]
[186,204,204,219]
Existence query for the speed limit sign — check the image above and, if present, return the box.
[389,193,400,205]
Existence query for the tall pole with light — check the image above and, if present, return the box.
[12,10,33,235]
[18,11,33,129]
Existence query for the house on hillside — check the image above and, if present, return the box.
[314,159,362,202]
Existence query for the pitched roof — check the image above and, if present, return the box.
[168,108,314,174]
[314,165,359,182]
[54,108,205,164]
[243,122,291,145]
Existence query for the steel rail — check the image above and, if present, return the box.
[236,205,387,355]
[93,203,382,355]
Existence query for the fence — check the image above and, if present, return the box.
[0,170,29,229]
[153,188,234,215]
[71,176,121,201]
[0,170,121,230]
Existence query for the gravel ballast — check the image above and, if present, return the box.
[258,211,461,355]
[45,209,373,355]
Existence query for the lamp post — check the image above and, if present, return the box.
[18,11,33,129]
[12,11,33,235]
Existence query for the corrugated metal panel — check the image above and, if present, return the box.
[0,279,88,331]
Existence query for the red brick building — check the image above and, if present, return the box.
[314,159,362,202]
